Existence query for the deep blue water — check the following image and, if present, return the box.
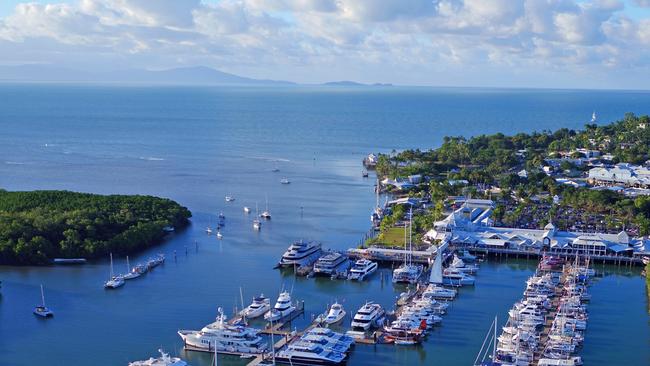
[0,84,648,366]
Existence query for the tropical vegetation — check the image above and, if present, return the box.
[0,190,191,265]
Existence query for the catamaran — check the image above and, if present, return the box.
[260,196,271,220]
[33,284,53,318]
[313,252,347,277]
[104,253,125,289]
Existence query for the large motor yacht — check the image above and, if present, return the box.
[278,240,322,267]
[178,308,268,354]
[313,252,347,276]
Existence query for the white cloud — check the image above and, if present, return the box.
[0,0,648,87]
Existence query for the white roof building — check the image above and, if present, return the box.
[588,163,650,187]
[424,205,649,257]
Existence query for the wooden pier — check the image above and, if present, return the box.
[457,245,646,266]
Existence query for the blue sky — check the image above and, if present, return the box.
[1,0,650,88]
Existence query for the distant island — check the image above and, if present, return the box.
[322,81,393,87]
[0,64,391,87]
[0,190,191,265]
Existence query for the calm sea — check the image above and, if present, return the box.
[0,84,648,366]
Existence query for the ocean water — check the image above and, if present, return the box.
[0,84,649,366]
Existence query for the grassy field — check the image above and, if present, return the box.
[367,226,408,247]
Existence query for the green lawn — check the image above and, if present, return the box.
[369,226,408,247]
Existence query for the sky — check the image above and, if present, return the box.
[1,0,650,88]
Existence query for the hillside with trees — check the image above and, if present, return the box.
[0,190,191,265]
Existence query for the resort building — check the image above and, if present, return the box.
[588,163,650,187]
[425,200,649,260]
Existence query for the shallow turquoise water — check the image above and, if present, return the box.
[0,84,648,365]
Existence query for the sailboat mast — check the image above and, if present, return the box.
[492,315,497,361]
[239,287,244,310]
[126,256,130,272]
[40,284,45,307]
[376,179,379,209]
[409,207,413,266]
[109,253,114,278]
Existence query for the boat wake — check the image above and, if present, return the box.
[139,156,165,161]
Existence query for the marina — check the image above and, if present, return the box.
[1,86,650,366]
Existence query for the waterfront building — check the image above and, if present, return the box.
[425,201,650,260]
[588,163,650,188]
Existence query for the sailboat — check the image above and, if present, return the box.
[206,216,213,235]
[123,256,142,280]
[591,111,597,122]
[253,202,262,231]
[392,208,423,284]
[260,195,271,220]
[33,284,54,318]
[104,253,125,289]
[216,230,223,240]
[473,316,499,366]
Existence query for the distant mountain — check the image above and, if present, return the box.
[0,65,295,86]
[322,80,393,87]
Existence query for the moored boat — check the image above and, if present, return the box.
[348,259,378,281]
[278,240,322,267]
[128,349,187,366]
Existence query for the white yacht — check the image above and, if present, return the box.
[104,253,125,289]
[128,349,187,366]
[33,284,53,318]
[178,308,268,354]
[264,291,296,321]
[350,302,385,332]
[206,226,213,235]
[422,284,457,300]
[280,178,291,184]
[216,230,223,240]
[275,342,346,365]
[323,302,346,325]
[241,294,270,319]
[123,256,143,280]
[443,268,475,286]
[313,252,347,276]
[278,240,322,267]
[348,259,378,281]
[260,196,272,220]
[225,195,235,202]
[243,206,251,213]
